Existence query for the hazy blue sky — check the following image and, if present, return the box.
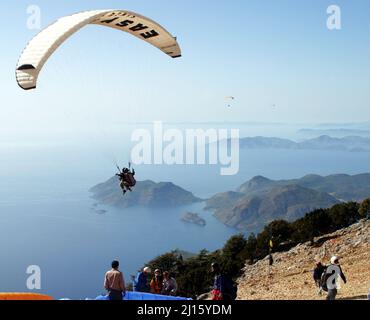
[1,0,370,135]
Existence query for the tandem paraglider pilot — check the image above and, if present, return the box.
[116,166,136,195]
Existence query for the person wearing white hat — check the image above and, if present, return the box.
[324,256,347,300]
[331,256,339,265]
[133,267,152,293]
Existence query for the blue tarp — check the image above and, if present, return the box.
[96,292,192,301]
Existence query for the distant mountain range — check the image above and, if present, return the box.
[205,174,370,232]
[298,129,370,137]
[299,122,370,137]
[237,135,370,152]
[237,173,370,201]
[90,178,201,208]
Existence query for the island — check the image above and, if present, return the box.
[91,207,107,215]
[221,135,370,152]
[181,212,206,227]
[90,178,202,209]
[205,173,370,232]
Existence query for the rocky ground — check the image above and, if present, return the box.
[237,220,369,300]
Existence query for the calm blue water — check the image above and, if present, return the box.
[1,128,370,299]
[0,194,234,300]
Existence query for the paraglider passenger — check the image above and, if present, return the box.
[104,260,126,301]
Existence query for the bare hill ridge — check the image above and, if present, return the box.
[237,220,369,300]
[207,173,370,232]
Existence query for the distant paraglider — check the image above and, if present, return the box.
[16,9,181,90]
[225,96,235,108]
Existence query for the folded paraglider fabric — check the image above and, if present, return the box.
[0,293,53,300]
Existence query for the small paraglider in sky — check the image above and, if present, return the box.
[225,96,235,108]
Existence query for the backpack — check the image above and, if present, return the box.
[320,267,335,292]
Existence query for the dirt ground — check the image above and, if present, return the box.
[237,220,369,300]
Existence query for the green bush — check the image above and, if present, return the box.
[359,198,370,219]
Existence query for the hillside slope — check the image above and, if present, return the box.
[237,173,370,201]
[206,173,370,232]
[237,220,369,300]
[213,185,339,231]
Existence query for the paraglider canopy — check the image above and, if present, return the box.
[16,9,181,90]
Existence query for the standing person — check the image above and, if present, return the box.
[104,260,126,301]
[313,261,326,295]
[322,256,347,300]
[133,267,151,293]
[211,262,237,301]
[150,269,163,294]
[161,271,178,296]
